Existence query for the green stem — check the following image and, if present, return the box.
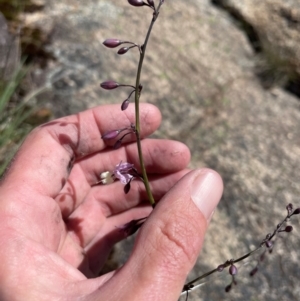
[134,4,163,206]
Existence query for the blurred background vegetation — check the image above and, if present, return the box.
[0,0,52,176]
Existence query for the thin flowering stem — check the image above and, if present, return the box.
[134,2,164,206]
[181,204,300,297]
[121,84,137,89]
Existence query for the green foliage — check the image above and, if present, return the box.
[0,65,34,176]
[0,0,51,177]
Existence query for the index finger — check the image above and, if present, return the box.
[1,103,161,197]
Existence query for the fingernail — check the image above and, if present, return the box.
[191,171,221,221]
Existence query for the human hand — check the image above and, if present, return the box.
[0,103,223,301]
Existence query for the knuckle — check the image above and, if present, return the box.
[155,210,201,267]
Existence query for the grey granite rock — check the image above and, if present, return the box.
[22,0,300,300]
[216,0,300,85]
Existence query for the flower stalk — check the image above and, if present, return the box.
[100,1,164,206]
[181,203,300,297]
[134,1,164,206]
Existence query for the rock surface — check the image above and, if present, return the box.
[21,0,300,300]
[214,0,300,90]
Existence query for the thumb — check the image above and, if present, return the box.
[99,168,223,301]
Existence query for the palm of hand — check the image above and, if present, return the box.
[0,104,190,300]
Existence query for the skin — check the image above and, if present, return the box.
[0,104,223,301]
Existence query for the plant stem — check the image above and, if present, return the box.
[181,209,295,295]
[134,4,163,206]
[181,245,262,293]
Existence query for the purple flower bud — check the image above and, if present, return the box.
[118,47,130,55]
[265,240,273,249]
[124,182,131,194]
[292,208,300,215]
[249,267,258,276]
[128,0,145,6]
[284,225,293,232]
[121,99,130,111]
[103,39,123,48]
[225,284,232,293]
[119,217,147,236]
[265,233,271,240]
[229,264,238,276]
[113,139,122,149]
[286,203,293,215]
[260,252,265,262]
[101,130,120,140]
[217,264,225,272]
[100,81,120,90]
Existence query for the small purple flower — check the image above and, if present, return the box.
[121,98,130,111]
[113,139,122,150]
[249,267,258,277]
[284,225,293,232]
[103,39,123,48]
[229,264,238,276]
[118,216,148,236]
[286,203,293,215]
[101,129,121,140]
[265,240,273,249]
[100,81,120,90]
[98,162,138,186]
[128,0,145,7]
[118,47,130,55]
[225,284,232,293]
[114,162,136,184]
[292,208,300,215]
